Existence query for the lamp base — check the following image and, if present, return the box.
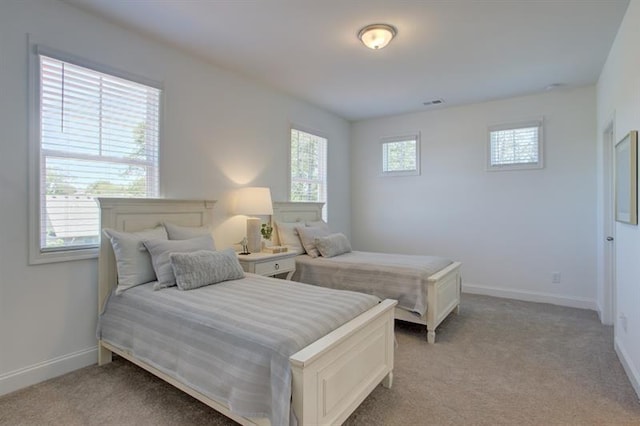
[246,217,262,253]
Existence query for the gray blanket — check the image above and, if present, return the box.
[97,274,379,426]
[292,251,453,316]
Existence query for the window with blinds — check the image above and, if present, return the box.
[290,128,327,220]
[37,53,161,254]
[381,134,420,176]
[487,120,543,170]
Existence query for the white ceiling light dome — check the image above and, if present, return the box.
[358,24,397,50]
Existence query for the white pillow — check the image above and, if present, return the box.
[143,235,216,289]
[315,233,352,258]
[164,222,215,242]
[102,226,168,294]
[306,220,330,231]
[170,248,245,291]
[275,220,304,251]
[296,225,331,258]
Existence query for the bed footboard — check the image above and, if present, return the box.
[290,299,396,426]
[425,261,461,343]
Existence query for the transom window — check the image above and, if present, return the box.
[31,47,161,263]
[487,120,543,171]
[381,133,420,176]
[289,128,327,220]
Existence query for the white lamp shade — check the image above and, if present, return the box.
[234,187,273,216]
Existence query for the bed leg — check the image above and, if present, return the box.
[454,304,460,315]
[427,329,436,344]
[382,371,393,389]
[98,342,112,366]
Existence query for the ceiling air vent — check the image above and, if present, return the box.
[423,98,444,106]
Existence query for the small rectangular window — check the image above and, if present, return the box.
[487,119,543,171]
[381,133,420,176]
[30,47,161,263]
[290,128,327,220]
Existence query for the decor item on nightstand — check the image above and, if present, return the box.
[615,130,638,225]
[238,237,250,255]
[261,223,273,249]
[234,187,274,253]
[261,223,273,240]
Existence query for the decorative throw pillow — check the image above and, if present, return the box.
[143,235,216,289]
[164,222,215,243]
[296,225,331,258]
[275,220,304,252]
[315,233,352,258]
[170,248,245,291]
[102,226,168,294]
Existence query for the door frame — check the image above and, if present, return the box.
[601,116,616,325]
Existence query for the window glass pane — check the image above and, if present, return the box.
[290,129,327,219]
[381,135,419,175]
[382,139,417,172]
[39,55,160,251]
[490,126,539,166]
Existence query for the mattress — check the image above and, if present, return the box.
[292,251,453,316]
[97,274,379,426]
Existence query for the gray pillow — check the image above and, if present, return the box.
[143,235,216,289]
[296,225,331,258]
[315,233,352,258]
[170,248,245,290]
[102,226,168,294]
[164,222,215,243]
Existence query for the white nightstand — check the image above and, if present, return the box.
[237,251,297,280]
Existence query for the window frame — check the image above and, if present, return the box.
[380,133,421,177]
[288,125,328,221]
[486,118,544,172]
[28,44,163,264]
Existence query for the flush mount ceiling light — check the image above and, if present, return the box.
[358,24,397,50]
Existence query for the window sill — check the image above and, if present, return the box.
[29,246,99,265]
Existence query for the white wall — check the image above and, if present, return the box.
[0,0,351,394]
[597,0,640,398]
[351,87,597,309]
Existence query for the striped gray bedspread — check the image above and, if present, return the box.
[97,274,379,426]
[292,251,453,317]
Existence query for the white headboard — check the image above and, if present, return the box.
[97,198,215,311]
[271,202,324,245]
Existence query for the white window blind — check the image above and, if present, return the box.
[38,54,160,252]
[381,134,420,176]
[488,120,543,170]
[290,128,327,219]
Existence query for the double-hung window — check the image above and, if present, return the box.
[289,128,327,220]
[30,47,161,263]
[487,119,543,171]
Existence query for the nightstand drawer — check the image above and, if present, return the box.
[254,257,295,276]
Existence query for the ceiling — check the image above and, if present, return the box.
[64,0,629,121]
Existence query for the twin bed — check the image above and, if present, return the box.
[272,202,462,344]
[97,198,396,426]
[97,198,461,425]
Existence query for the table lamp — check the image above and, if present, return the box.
[234,187,273,253]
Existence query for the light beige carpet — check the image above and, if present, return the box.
[1,294,639,425]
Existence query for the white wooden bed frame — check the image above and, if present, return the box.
[97,198,396,426]
[272,201,461,344]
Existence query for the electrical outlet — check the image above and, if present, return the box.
[620,314,628,333]
[552,272,561,283]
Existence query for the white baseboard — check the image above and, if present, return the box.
[462,282,596,310]
[0,346,97,397]
[615,338,640,400]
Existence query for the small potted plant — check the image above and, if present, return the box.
[261,223,273,248]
